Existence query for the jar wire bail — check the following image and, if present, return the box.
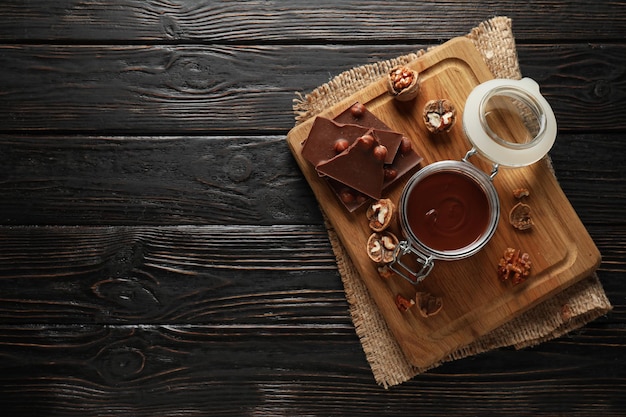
[389,241,435,285]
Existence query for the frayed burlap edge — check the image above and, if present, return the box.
[295,17,612,388]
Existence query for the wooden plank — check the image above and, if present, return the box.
[0,224,350,324]
[0,44,428,133]
[0,135,323,225]
[0,323,624,416]
[549,133,626,225]
[0,133,622,226]
[0,44,623,132]
[0,1,624,42]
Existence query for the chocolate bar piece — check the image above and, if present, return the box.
[335,102,424,191]
[382,143,423,190]
[301,117,401,166]
[300,102,424,212]
[316,135,385,199]
[334,101,395,130]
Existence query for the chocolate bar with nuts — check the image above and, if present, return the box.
[316,134,386,199]
[301,117,402,166]
[300,102,423,211]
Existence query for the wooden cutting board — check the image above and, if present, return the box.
[286,37,601,368]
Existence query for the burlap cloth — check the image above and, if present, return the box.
[292,17,612,388]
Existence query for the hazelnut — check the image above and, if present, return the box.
[372,145,388,161]
[358,134,375,149]
[350,102,365,118]
[366,198,395,232]
[509,202,534,230]
[384,167,398,181]
[423,99,456,133]
[415,292,443,317]
[386,66,420,101]
[333,138,349,153]
[339,189,356,204]
[399,137,412,154]
[366,231,399,264]
[339,188,367,205]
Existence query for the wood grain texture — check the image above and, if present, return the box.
[0,0,624,42]
[0,135,323,225]
[0,225,348,324]
[0,324,624,416]
[0,44,623,132]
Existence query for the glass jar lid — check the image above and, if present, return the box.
[463,78,557,167]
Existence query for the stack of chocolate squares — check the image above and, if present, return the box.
[301,102,423,211]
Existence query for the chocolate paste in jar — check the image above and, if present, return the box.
[405,170,490,251]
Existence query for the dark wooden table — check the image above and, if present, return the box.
[0,1,624,415]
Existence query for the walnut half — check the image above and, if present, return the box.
[366,232,399,264]
[423,99,456,133]
[366,198,395,232]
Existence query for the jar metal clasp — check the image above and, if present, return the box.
[462,147,500,180]
[389,241,434,284]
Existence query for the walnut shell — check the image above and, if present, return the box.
[423,99,456,133]
[415,292,443,317]
[509,202,534,230]
[366,198,396,232]
[366,232,399,264]
[386,66,420,101]
[512,187,530,199]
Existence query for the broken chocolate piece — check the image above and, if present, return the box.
[301,117,402,166]
[335,102,424,191]
[382,148,422,190]
[316,135,385,199]
[301,117,370,167]
[324,179,368,211]
[300,102,424,212]
[335,101,411,162]
[334,101,396,130]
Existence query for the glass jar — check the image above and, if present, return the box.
[390,78,557,284]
